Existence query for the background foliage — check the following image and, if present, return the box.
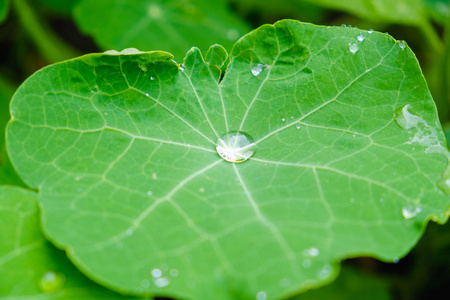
[1,0,450,299]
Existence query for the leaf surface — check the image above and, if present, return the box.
[0,186,143,299]
[7,20,450,299]
[300,0,426,25]
[73,0,250,60]
[0,0,9,23]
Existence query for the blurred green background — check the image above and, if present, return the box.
[1,0,449,299]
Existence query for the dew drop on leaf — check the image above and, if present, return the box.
[303,259,312,268]
[368,29,374,34]
[348,43,359,53]
[140,65,147,72]
[38,271,65,293]
[303,247,319,256]
[318,264,332,278]
[256,291,267,300]
[357,33,365,42]
[296,123,301,129]
[251,63,267,76]
[151,268,162,278]
[154,277,170,288]
[141,279,150,288]
[170,269,179,277]
[402,204,422,219]
[398,40,406,49]
[216,131,256,163]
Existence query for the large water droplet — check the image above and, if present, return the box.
[38,271,65,293]
[398,40,406,49]
[251,63,267,76]
[357,33,365,42]
[154,277,170,288]
[256,291,267,300]
[402,204,422,219]
[348,43,359,53]
[151,268,162,278]
[216,131,256,163]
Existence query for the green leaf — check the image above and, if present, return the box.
[300,0,427,25]
[37,0,81,14]
[0,186,144,299]
[73,0,250,61]
[7,20,450,299]
[0,0,9,23]
[0,147,26,187]
[424,0,450,24]
[292,265,391,300]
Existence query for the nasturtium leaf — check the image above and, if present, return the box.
[73,0,250,61]
[300,0,426,26]
[0,186,144,299]
[6,20,450,299]
[0,0,9,23]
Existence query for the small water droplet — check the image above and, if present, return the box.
[380,198,384,202]
[116,242,123,249]
[141,279,150,288]
[126,229,133,235]
[152,173,157,180]
[256,291,267,300]
[150,76,155,80]
[357,33,365,42]
[290,116,294,119]
[161,264,169,271]
[368,29,374,34]
[318,264,332,278]
[140,65,148,72]
[352,134,356,137]
[251,63,267,76]
[402,204,422,219]
[151,268,162,278]
[282,117,286,122]
[179,64,185,71]
[349,43,359,53]
[154,277,170,288]
[341,24,347,27]
[303,259,311,268]
[296,123,301,129]
[187,280,196,289]
[216,131,256,163]
[145,93,149,97]
[227,28,239,40]
[393,257,400,263]
[303,247,319,257]
[398,41,406,49]
[38,271,65,293]
[199,187,205,193]
[279,278,290,287]
[147,191,152,196]
[75,176,82,181]
[170,269,179,277]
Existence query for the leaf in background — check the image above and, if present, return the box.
[0,186,145,299]
[299,0,426,25]
[73,0,250,61]
[424,0,450,24]
[0,0,9,23]
[37,0,81,14]
[0,76,25,187]
[292,265,391,300]
[7,20,450,299]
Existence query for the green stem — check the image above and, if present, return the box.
[11,0,79,63]
[419,18,443,55]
